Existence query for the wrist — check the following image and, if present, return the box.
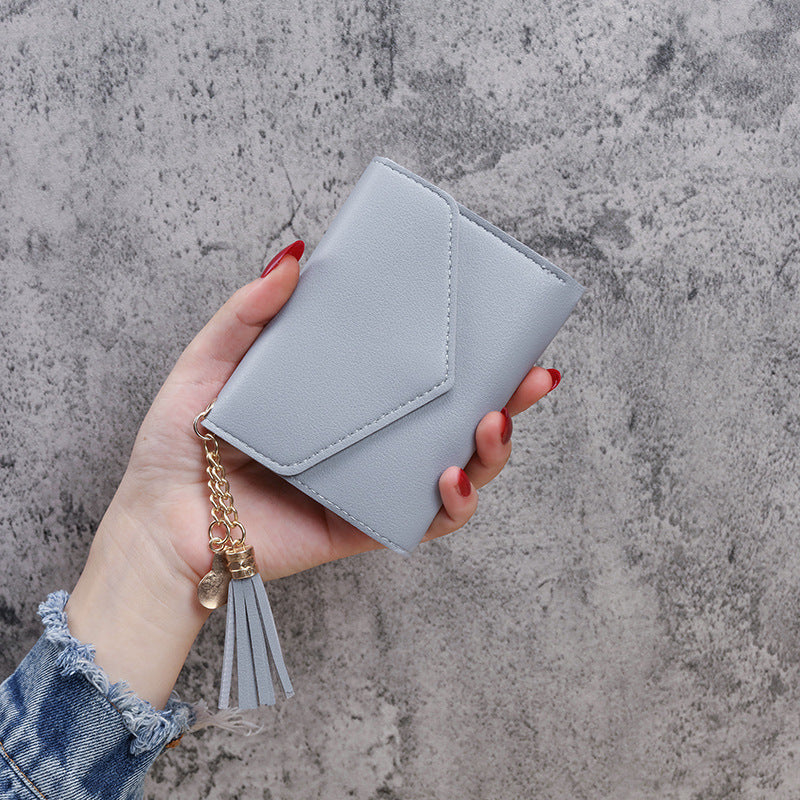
[65,501,210,709]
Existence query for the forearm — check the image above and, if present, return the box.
[0,592,195,800]
[0,497,205,800]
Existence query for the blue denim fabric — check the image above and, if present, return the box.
[0,591,196,800]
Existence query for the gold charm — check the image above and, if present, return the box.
[197,551,231,609]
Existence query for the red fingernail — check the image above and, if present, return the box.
[547,369,561,392]
[500,407,513,444]
[261,239,304,277]
[456,468,471,497]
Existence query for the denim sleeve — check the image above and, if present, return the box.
[0,591,196,800]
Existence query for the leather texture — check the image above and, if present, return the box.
[203,157,586,555]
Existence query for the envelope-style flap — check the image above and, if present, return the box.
[204,158,459,476]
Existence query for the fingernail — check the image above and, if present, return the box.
[456,468,471,497]
[500,407,513,444]
[261,239,304,277]
[547,368,561,392]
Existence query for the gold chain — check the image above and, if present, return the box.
[193,402,247,553]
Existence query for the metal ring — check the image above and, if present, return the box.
[208,519,230,535]
[193,402,217,441]
[207,519,231,550]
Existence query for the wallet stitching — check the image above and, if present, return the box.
[263,158,455,470]
[292,475,410,554]
[458,214,566,285]
[204,419,410,551]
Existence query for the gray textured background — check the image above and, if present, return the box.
[2,0,799,797]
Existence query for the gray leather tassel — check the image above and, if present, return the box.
[252,575,294,697]
[218,547,294,710]
[218,585,236,709]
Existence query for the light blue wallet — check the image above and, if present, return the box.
[202,157,585,556]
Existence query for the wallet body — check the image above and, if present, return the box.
[203,157,585,555]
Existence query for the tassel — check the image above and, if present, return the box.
[218,544,294,710]
[194,402,295,711]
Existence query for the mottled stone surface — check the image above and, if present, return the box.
[2,0,799,797]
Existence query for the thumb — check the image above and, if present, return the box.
[172,240,303,387]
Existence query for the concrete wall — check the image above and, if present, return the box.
[2,1,799,797]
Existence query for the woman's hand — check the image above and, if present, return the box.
[65,242,561,708]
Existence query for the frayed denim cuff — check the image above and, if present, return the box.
[38,590,195,757]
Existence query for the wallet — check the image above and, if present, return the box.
[202,157,585,556]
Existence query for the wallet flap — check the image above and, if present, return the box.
[204,157,460,475]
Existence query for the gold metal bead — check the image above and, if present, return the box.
[225,544,258,580]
